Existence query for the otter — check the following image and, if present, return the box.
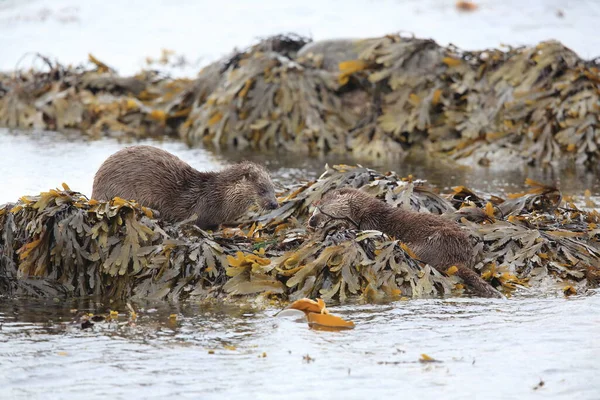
[91,146,279,230]
[308,188,502,298]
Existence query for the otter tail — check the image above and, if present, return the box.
[455,266,504,299]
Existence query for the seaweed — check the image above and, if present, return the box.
[0,186,236,301]
[1,165,598,303]
[180,49,356,155]
[0,53,193,138]
[2,34,599,166]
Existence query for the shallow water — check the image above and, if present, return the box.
[0,294,598,400]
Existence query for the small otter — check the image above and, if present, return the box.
[308,188,502,298]
[91,146,279,230]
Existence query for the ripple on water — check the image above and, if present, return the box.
[0,294,598,400]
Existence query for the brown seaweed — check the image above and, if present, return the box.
[2,35,599,167]
[1,165,598,304]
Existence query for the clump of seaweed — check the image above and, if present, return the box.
[180,37,357,155]
[233,165,600,299]
[347,36,600,167]
[1,166,598,303]
[0,185,238,301]
[2,34,599,167]
[0,53,193,138]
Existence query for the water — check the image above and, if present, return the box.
[0,294,598,400]
[2,1,600,399]
[1,0,600,76]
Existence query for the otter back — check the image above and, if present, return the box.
[92,146,207,223]
[309,188,503,298]
[91,146,278,230]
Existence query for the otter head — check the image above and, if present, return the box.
[308,188,358,230]
[226,161,279,214]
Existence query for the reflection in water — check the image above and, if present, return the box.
[0,294,598,399]
[218,145,600,196]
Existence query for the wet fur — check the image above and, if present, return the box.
[92,146,278,230]
[309,188,502,298]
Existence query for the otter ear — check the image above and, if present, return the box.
[240,172,254,182]
[238,163,255,180]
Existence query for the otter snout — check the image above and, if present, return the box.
[307,211,325,230]
[266,199,279,210]
[260,196,279,210]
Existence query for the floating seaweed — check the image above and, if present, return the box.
[1,34,599,167]
[286,297,355,330]
[1,165,598,304]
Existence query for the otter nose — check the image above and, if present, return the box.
[267,200,279,210]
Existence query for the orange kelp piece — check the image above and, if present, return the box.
[306,312,355,330]
[455,1,478,12]
[419,353,442,363]
[289,298,355,330]
[289,298,328,315]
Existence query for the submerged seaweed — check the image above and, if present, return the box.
[1,34,599,167]
[1,165,598,303]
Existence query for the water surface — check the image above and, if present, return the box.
[2,0,599,76]
[0,294,598,400]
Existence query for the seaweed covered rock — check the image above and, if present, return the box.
[234,165,600,298]
[1,166,598,303]
[0,187,237,301]
[179,34,600,166]
[181,39,357,154]
[2,35,599,166]
[339,36,600,167]
[0,54,193,138]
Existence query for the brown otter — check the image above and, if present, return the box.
[308,188,502,298]
[91,146,279,230]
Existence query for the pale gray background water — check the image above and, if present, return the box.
[1,0,599,76]
[1,0,599,399]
